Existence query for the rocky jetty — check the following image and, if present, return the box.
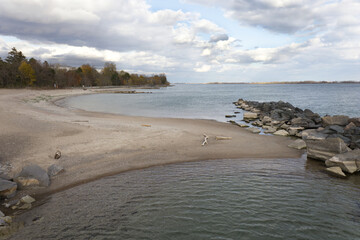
[234,98,360,177]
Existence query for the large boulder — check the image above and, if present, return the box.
[243,112,258,120]
[349,117,360,127]
[305,137,349,161]
[322,115,349,126]
[270,109,294,121]
[14,165,50,188]
[0,179,17,198]
[262,116,272,125]
[325,149,360,174]
[288,127,304,136]
[47,164,64,177]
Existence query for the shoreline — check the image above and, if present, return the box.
[0,88,302,207]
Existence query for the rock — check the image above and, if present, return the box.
[270,109,293,121]
[288,139,307,150]
[0,179,17,198]
[15,165,50,188]
[329,125,344,134]
[47,164,64,177]
[225,115,236,118]
[246,127,261,134]
[263,126,277,133]
[326,167,346,178]
[344,122,356,131]
[349,117,360,127]
[270,120,281,126]
[251,120,263,127]
[18,203,32,210]
[20,195,35,204]
[302,129,328,140]
[2,216,12,224]
[243,112,258,120]
[273,130,289,136]
[0,172,11,181]
[288,127,304,136]
[305,137,349,161]
[291,117,315,128]
[280,123,290,130]
[238,124,249,128]
[0,218,7,226]
[54,150,61,160]
[262,116,272,125]
[325,149,360,174]
[322,115,349,126]
[0,211,4,217]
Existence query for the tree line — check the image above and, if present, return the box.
[0,48,169,88]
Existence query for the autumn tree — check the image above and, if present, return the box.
[18,61,36,86]
[80,64,99,86]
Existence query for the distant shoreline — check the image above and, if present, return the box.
[199,81,360,85]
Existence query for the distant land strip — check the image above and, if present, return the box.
[203,81,360,85]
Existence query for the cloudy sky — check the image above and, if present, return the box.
[1,0,360,83]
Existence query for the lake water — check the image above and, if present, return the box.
[12,84,360,239]
[62,83,360,122]
[12,157,360,240]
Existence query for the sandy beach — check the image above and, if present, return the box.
[0,88,302,197]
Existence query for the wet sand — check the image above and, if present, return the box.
[0,88,302,197]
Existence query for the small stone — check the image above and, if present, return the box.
[2,216,12,224]
[263,127,277,133]
[54,150,61,159]
[0,179,17,198]
[326,167,347,178]
[0,218,7,226]
[0,211,4,217]
[225,115,236,118]
[20,195,35,204]
[273,130,289,136]
[246,127,261,134]
[238,124,249,128]
[18,203,32,210]
[243,112,258,120]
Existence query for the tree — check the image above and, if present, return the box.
[18,61,36,86]
[101,62,120,85]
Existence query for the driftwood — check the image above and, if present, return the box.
[142,124,151,127]
[202,134,209,146]
[215,136,232,140]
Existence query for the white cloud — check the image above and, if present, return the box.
[194,63,211,72]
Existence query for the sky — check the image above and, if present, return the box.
[0,0,360,83]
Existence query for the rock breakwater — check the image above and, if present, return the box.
[233,98,360,177]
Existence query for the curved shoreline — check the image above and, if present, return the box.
[0,88,303,200]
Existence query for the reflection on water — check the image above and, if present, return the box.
[12,157,360,240]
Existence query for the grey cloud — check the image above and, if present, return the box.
[189,0,320,34]
[209,34,229,42]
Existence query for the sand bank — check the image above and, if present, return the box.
[0,88,302,197]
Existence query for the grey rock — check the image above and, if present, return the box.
[291,117,315,128]
[47,164,64,177]
[306,137,349,161]
[0,218,7,226]
[326,166,347,178]
[246,127,261,134]
[288,139,307,150]
[54,150,61,160]
[243,112,258,120]
[322,115,349,126]
[349,117,360,127]
[270,109,293,121]
[0,211,4,217]
[288,127,304,136]
[20,195,35,204]
[251,120,263,127]
[0,179,17,198]
[329,125,344,134]
[262,116,272,125]
[302,129,328,140]
[273,130,289,136]
[325,149,360,173]
[15,165,50,188]
[263,126,277,133]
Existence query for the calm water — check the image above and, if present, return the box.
[12,157,360,240]
[62,84,360,122]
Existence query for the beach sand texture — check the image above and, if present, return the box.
[0,88,302,196]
